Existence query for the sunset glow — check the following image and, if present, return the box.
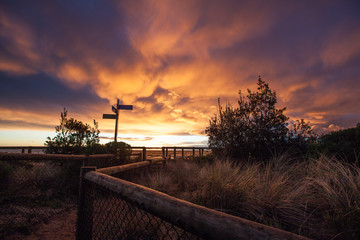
[1,1,360,146]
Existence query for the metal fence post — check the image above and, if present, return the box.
[76,166,96,240]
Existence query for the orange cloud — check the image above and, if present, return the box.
[1,1,360,146]
[321,23,360,67]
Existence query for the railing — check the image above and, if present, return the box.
[0,146,212,161]
[0,146,47,153]
[0,152,113,161]
[131,146,211,161]
[76,161,310,240]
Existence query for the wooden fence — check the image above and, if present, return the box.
[0,146,211,161]
[76,160,310,240]
[0,146,47,153]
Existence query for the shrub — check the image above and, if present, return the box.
[45,108,100,154]
[206,77,317,161]
[84,143,107,155]
[317,123,360,164]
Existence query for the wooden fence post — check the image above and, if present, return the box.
[162,147,165,159]
[142,147,146,161]
[76,166,97,240]
[192,147,195,160]
[181,148,184,160]
[174,147,176,160]
[165,147,168,157]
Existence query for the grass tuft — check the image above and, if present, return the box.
[137,155,360,240]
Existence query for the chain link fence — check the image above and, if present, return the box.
[0,158,79,238]
[76,164,309,240]
[0,153,116,239]
[78,178,202,240]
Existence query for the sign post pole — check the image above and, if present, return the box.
[103,99,133,143]
[114,99,119,142]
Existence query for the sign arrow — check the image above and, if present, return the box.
[103,114,117,119]
[118,104,133,110]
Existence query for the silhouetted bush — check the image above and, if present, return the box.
[45,108,100,154]
[84,143,107,155]
[317,123,360,164]
[206,77,316,161]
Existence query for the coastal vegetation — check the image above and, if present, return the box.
[44,108,100,154]
[206,77,316,161]
[3,78,358,238]
[136,78,360,239]
[138,155,360,239]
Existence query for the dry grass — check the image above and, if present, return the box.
[137,155,360,240]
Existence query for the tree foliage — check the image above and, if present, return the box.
[318,123,360,164]
[206,77,316,160]
[45,108,100,154]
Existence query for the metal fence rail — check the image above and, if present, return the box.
[76,164,310,240]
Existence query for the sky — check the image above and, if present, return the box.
[0,0,360,147]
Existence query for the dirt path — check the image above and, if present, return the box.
[6,209,77,240]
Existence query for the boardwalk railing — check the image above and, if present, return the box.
[76,161,310,240]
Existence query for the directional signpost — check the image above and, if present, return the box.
[103,99,133,142]
[102,114,117,119]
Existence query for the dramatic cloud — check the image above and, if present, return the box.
[1,0,360,146]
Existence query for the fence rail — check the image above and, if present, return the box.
[76,162,310,240]
[0,146,212,161]
[0,152,113,161]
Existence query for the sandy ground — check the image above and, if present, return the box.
[6,209,77,240]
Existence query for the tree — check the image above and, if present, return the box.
[206,77,315,161]
[317,123,360,164]
[288,119,317,154]
[45,108,100,154]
